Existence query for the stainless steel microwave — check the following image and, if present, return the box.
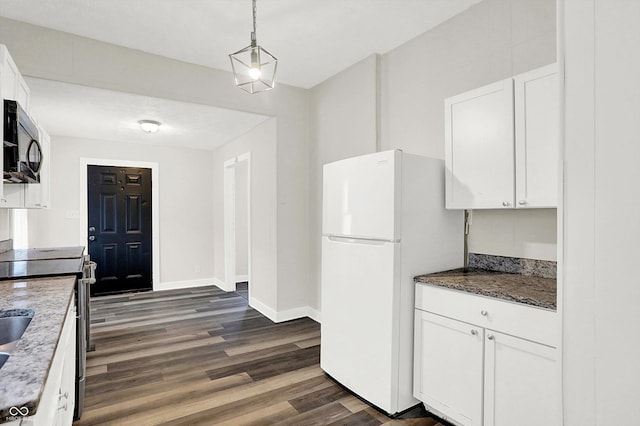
[3,99,42,183]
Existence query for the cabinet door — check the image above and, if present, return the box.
[414,310,484,426]
[445,78,515,209]
[57,307,76,425]
[514,64,559,208]
[17,74,30,112]
[2,184,25,208]
[1,48,18,101]
[483,331,561,426]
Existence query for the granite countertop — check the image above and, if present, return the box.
[0,276,75,422]
[0,247,85,262]
[414,268,557,310]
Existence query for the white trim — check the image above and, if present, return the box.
[80,158,160,290]
[249,297,278,322]
[213,277,234,292]
[155,278,216,291]
[248,296,322,324]
[223,152,252,300]
[235,274,249,283]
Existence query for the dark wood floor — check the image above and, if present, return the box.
[74,285,450,426]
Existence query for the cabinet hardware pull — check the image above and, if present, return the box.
[487,334,495,340]
[480,310,488,316]
[470,329,478,336]
[502,201,510,207]
[518,200,527,205]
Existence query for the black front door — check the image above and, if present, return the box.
[88,165,152,296]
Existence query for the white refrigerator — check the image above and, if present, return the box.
[320,149,463,415]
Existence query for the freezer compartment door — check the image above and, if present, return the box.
[320,236,401,414]
[322,150,400,241]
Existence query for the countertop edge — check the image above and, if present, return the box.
[0,277,76,423]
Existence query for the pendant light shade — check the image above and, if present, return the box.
[229,0,278,94]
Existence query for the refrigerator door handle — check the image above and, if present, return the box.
[326,235,399,245]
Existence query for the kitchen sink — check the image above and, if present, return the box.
[0,352,8,369]
[0,314,33,346]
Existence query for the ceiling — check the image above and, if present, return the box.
[25,78,271,150]
[0,0,481,148]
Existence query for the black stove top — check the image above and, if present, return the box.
[0,257,84,280]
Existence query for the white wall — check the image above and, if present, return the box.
[234,160,248,278]
[0,17,310,316]
[307,0,559,311]
[562,0,640,423]
[381,0,558,261]
[308,55,379,311]
[212,119,277,311]
[27,136,215,286]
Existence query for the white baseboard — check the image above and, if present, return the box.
[154,278,216,291]
[153,278,321,323]
[248,297,321,323]
[235,275,249,282]
[212,277,236,292]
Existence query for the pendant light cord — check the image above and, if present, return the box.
[251,0,257,46]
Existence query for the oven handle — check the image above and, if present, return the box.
[76,278,87,377]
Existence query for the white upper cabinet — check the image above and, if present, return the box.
[445,79,515,209]
[514,64,559,208]
[0,44,48,209]
[1,46,19,102]
[445,64,559,209]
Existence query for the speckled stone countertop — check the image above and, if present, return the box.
[414,268,557,310]
[0,276,75,423]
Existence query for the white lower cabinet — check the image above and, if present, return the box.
[6,303,77,426]
[414,284,560,426]
[414,311,484,426]
[483,331,559,426]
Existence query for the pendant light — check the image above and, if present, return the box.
[229,0,278,94]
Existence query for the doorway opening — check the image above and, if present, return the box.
[223,152,251,299]
[80,158,160,297]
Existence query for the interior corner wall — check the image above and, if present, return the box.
[380,0,558,261]
[26,135,215,286]
[308,55,379,311]
[235,161,248,277]
[563,0,640,423]
[212,119,278,312]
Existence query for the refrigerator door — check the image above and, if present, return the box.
[320,235,401,414]
[322,150,400,241]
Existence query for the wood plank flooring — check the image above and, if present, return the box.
[74,285,451,426]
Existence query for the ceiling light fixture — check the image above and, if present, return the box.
[229,0,278,94]
[138,120,161,133]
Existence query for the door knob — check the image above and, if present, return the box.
[89,236,96,241]
[89,226,96,232]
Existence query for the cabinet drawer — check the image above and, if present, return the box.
[415,283,559,347]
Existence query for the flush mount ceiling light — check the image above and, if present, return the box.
[229,0,278,94]
[138,120,161,133]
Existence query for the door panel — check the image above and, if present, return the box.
[320,236,399,412]
[322,150,399,240]
[414,310,484,426]
[484,331,560,426]
[88,165,152,296]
